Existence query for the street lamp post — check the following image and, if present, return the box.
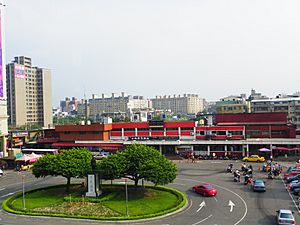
[125,178,128,217]
[21,171,26,210]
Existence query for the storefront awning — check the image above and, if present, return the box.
[273,147,300,151]
[52,142,123,149]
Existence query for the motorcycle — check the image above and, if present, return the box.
[244,175,253,185]
[234,175,240,182]
[227,164,233,173]
[233,171,241,182]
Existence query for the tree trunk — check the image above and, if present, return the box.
[66,177,71,193]
[134,177,139,189]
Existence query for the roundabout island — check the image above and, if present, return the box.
[2,183,187,221]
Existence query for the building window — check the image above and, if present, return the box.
[196,131,205,135]
[138,128,149,131]
[181,127,193,131]
[124,128,135,132]
[166,128,178,131]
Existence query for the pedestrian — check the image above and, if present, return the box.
[191,153,195,163]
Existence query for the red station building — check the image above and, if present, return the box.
[32,112,300,158]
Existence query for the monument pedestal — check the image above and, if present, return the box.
[86,174,102,197]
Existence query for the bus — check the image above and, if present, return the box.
[21,148,59,155]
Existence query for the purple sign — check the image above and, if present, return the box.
[0,11,3,98]
[14,65,25,79]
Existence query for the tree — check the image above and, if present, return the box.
[32,148,92,193]
[97,144,177,187]
[96,153,127,180]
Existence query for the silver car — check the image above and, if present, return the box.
[276,209,296,225]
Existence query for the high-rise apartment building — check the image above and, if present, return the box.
[60,97,82,115]
[88,92,150,121]
[151,94,204,115]
[6,56,52,128]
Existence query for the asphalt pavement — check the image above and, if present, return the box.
[0,160,299,225]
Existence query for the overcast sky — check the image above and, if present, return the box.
[3,0,300,106]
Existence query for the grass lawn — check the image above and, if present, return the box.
[8,184,182,219]
[12,187,65,209]
[103,188,178,216]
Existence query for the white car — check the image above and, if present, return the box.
[277,209,296,225]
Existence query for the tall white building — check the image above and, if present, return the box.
[151,94,204,115]
[6,56,52,128]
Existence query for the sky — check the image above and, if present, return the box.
[3,0,300,106]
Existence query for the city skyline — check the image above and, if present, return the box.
[4,0,300,106]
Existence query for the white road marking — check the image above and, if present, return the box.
[196,200,206,212]
[0,188,5,191]
[213,197,218,202]
[211,162,222,164]
[177,177,248,225]
[172,182,186,186]
[228,200,235,212]
[280,176,300,213]
[0,192,15,198]
[191,214,212,225]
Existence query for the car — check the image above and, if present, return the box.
[292,188,300,196]
[21,164,33,171]
[276,209,296,225]
[288,180,300,189]
[286,174,300,183]
[286,167,300,174]
[284,170,300,179]
[289,182,300,192]
[192,183,218,197]
[252,179,266,192]
[242,155,265,162]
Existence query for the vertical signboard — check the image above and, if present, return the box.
[14,65,25,79]
[0,10,3,97]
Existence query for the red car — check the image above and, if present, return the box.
[192,183,218,197]
[284,170,300,178]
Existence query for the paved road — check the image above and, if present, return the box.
[0,160,299,225]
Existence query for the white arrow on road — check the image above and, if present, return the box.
[197,200,206,212]
[228,200,235,212]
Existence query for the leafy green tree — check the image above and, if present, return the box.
[32,148,92,193]
[97,144,177,187]
[96,153,126,180]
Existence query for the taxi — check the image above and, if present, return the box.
[242,155,265,162]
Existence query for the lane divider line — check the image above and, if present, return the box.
[191,214,212,225]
